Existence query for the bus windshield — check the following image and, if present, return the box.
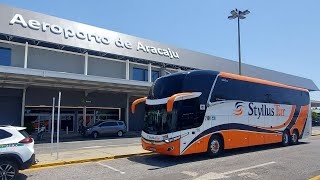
[149,71,218,104]
[143,104,178,135]
[149,73,186,99]
[144,71,218,135]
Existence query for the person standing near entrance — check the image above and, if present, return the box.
[78,117,84,135]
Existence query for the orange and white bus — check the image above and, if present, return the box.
[132,70,311,157]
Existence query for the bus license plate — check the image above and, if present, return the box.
[149,147,156,152]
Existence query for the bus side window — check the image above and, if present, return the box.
[210,77,232,102]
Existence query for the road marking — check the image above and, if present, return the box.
[223,161,276,175]
[81,146,103,149]
[194,161,276,180]
[310,175,320,180]
[96,162,125,174]
[182,171,198,177]
[21,153,154,172]
[238,172,259,179]
[194,172,226,180]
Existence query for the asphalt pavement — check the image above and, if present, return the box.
[20,136,320,180]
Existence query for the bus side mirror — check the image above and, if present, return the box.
[131,97,147,113]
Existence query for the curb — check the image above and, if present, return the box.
[311,134,320,136]
[29,152,153,169]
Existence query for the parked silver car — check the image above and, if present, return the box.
[85,120,127,138]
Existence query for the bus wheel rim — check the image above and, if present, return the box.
[210,140,220,153]
[292,133,297,143]
[284,133,288,144]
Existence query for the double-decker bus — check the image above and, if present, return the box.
[131,70,311,157]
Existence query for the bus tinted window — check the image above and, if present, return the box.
[176,98,204,131]
[183,72,216,103]
[210,77,237,102]
[149,73,186,99]
[210,77,309,105]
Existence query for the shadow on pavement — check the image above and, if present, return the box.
[128,142,309,170]
[15,173,28,180]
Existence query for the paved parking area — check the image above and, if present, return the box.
[19,136,320,180]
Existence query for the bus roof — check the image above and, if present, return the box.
[219,72,308,92]
[161,70,308,92]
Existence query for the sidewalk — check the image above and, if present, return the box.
[312,126,320,136]
[32,144,151,168]
[32,131,141,144]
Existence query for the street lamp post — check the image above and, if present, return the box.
[228,9,250,75]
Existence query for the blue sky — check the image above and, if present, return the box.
[1,0,319,100]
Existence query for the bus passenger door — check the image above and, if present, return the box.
[194,113,212,153]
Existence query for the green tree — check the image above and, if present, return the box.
[312,111,318,120]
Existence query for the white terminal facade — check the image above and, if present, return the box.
[0,4,318,133]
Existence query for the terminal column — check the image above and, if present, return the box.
[21,88,26,126]
[24,42,28,68]
[84,52,88,75]
[126,60,130,80]
[148,63,152,82]
[126,94,130,132]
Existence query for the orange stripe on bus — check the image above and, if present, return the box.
[219,72,308,92]
[167,92,192,112]
[262,105,296,130]
[291,105,309,135]
[182,134,212,155]
[182,130,282,154]
[131,97,147,113]
[220,130,282,149]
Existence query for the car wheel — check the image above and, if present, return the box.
[0,160,18,180]
[207,135,223,157]
[117,131,123,137]
[92,131,99,139]
[282,130,290,146]
[291,130,299,145]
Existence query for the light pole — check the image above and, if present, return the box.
[228,9,250,75]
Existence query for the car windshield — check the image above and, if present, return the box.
[93,121,103,126]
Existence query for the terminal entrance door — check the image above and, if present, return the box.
[25,107,121,133]
[24,113,75,133]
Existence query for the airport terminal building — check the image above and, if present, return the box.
[0,4,318,133]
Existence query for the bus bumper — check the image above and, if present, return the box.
[141,138,180,156]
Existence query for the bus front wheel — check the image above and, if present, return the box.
[207,135,223,157]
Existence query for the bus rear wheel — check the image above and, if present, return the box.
[282,130,290,146]
[291,130,299,145]
[207,135,223,157]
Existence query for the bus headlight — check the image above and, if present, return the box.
[164,135,181,143]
